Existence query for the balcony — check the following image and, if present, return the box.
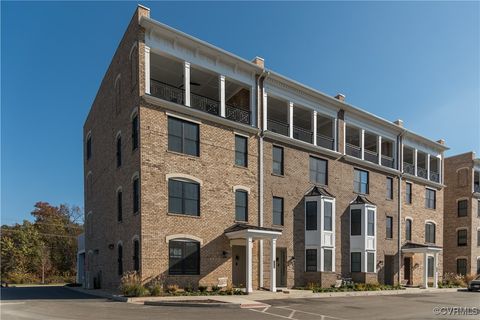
[417,166,428,179]
[151,80,184,104]
[293,125,312,143]
[430,171,440,183]
[381,155,394,168]
[317,134,334,150]
[346,143,361,158]
[403,162,415,175]
[364,149,378,164]
[267,118,289,136]
[475,184,480,193]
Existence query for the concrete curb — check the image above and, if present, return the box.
[144,300,240,309]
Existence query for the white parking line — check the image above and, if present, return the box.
[276,306,351,320]
[249,307,299,320]
[248,305,352,320]
[0,302,26,305]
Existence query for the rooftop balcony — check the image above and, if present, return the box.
[265,96,335,151]
[148,53,252,126]
[403,146,440,183]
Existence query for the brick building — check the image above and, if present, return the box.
[444,152,480,276]
[83,5,448,291]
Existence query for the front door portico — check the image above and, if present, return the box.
[225,224,282,293]
[402,243,442,289]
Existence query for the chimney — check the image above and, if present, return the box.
[252,56,264,68]
[436,139,445,145]
[393,119,404,127]
[334,93,345,102]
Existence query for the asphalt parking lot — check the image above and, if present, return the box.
[1,285,479,320]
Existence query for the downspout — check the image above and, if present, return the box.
[396,129,407,285]
[258,70,269,288]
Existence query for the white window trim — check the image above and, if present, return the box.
[234,131,250,139]
[114,73,121,88]
[132,235,139,242]
[116,130,122,139]
[131,171,139,182]
[129,42,138,60]
[165,234,203,245]
[404,216,414,222]
[233,185,251,194]
[166,112,202,125]
[130,107,138,120]
[166,173,203,186]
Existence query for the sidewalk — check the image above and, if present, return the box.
[66,285,461,308]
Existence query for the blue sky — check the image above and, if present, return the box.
[2,1,479,224]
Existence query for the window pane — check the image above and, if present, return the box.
[305,201,317,231]
[309,157,327,185]
[406,183,412,204]
[351,209,361,236]
[132,116,138,150]
[386,178,393,199]
[306,249,317,272]
[324,249,332,272]
[169,118,183,136]
[427,256,434,277]
[324,202,332,231]
[458,230,467,246]
[273,197,284,226]
[184,138,199,156]
[169,240,200,275]
[133,179,139,213]
[351,252,361,272]
[367,252,375,273]
[457,259,467,276]
[117,191,123,222]
[168,117,199,156]
[458,200,468,217]
[235,191,248,221]
[367,210,375,236]
[273,146,284,175]
[386,217,393,239]
[406,219,412,241]
[235,136,248,167]
[354,169,369,194]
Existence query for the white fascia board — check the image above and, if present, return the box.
[401,173,445,189]
[344,114,398,141]
[343,155,400,176]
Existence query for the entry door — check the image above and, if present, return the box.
[232,245,246,287]
[384,255,394,286]
[276,248,287,287]
[404,257,412,285]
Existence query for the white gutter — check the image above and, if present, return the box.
[396,129,407,285]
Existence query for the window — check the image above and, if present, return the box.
[116,135,122,167]
[425,189,436,209]
[306,249,317,272]
[406,182,412,204]
[478,200,480,217]
[405,219,412,241]
[273,197,284,226]
[305,201,317,231]
[309,157,328,185]
[168,179,200,216]
[133,177,139,214]
[234,135,248,167]
[427,256,434,277]
[117,189,123,222]
[115,78,121,114]
[477,229,480,246]
[367,252,375,273]
[168,117,199,156]
[235,190,248,222]
[351,209,361,236]
[324,249,333,272]
[169,240,200,275]
[354,169,369,194]
[272,146,284,175]
[117,244,123,276]
[86,135,92,160]
[351,252,361,272]
[456,259,467,276]
[425,222,436,244]
[324,202,333,232]
[477,258,480,274]
[365,210,374,236]
[457,229,467,246]
[458,200,468,217]
[133,239,140,271]
[132,115,139,151]
[386,177,393,200]
[386,216,393,239]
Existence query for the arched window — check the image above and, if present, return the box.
[405,219,412,241]
[425,222,436,244]
[117,243,123,276]
[116,134,122,168]
[117,188,123,222]
[133,238,140,272]
[235,190,248,222]
[86,131,92,161]
[131,113,139,151]
[168,239,200,275]
[132,175,139,214]
[129,42,138,88]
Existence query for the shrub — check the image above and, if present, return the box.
[166,284,179,294]
[5,272,39,284]
[198,286,208,293]
[211,285,220,292]
[120,271,149,297]
[145,274,165,296]
[224,284,234,295]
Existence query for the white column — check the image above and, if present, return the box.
[434,252,439,288]
[312,111,318,146]
[288,102,294,139]
[144,46,151,95]
[423,252,428,288]
[270,238,277,292]
[377,136,382,165]
[360,129,365,160]
[250,86,256,127]
[219,75,226,117]
[414,149,418,176]
[262,90,268,131]
[246,237,253,293]
[184,62,191,107]
[427,154,431,180]
[259,239,264,287]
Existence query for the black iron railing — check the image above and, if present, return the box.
[403,162,415,175]
[150,80,184,104]
[317,134,334,150]
[190,92,220,115]
[364,149,378,164]
[226,104,250,125]
[267,119,289,136]
[381,155,395,168]
[430,171,440,183]
[346,143,361,158]
[293,126,313,143]
[417,167,428,179]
